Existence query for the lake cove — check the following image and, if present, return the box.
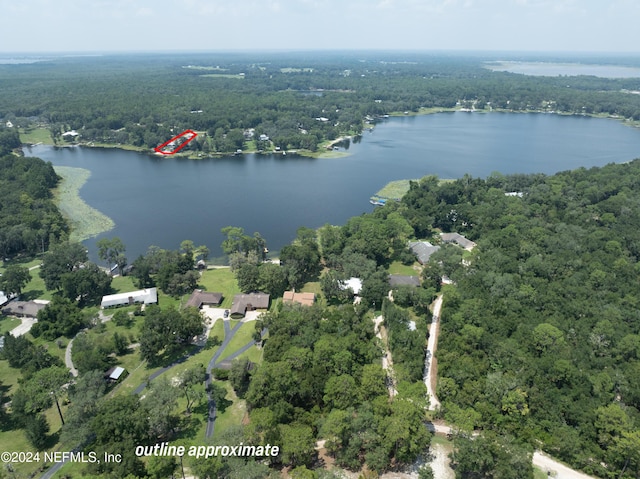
[25,112,640,261]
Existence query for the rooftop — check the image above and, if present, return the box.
[409,241,441,264]
[186,289,223,308]
[283,291,316,307]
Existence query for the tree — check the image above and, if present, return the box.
[0,264,31,296]
[24,414,49,450]
[97,237,126,274]
[17,366,70,426]
[61,370,106,445]
[142,376,179,439]
[258,262,287,297]
[361,268,390,309]
[32,296,87,339]
[229,358,252,399]
[60,262,112,306]
[177,364,206,414]
[39,241,88,291]
[279,423,315,468]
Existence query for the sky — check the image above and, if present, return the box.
[2,0,639,54]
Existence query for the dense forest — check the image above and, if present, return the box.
[400,163,640,477]
[0,151,68,258]
[2,52,640,153]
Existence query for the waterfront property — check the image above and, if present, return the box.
[186,289,223,309]
[230,293,270,318]
[101,287,158,308]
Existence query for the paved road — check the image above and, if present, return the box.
[205,320,244,438]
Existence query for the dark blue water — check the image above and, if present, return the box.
[25,112,640,261]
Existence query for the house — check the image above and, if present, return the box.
[61,130,79,138]
[409,241,441,264]
[1,300,47,318]
[259,134,270,142]
[283,291,316,307]
[186,289,223,309]
[230,293,270,318]
[388,275,420,288]
[101,288,158,308]
[440,232,477,251]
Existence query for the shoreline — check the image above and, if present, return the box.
[52,165,115,242]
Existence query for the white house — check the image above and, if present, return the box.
[101,288,158,308]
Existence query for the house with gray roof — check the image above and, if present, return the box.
[440,232,476,251]
[2,300,47,318]
[409,241,441,264]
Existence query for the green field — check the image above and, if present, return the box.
[19,127,54,145]
[198,268,240,309]
[374,179,417,200]
[388,260,420,276]
[52,166,115,242]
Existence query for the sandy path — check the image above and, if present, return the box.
[424,295,442,410]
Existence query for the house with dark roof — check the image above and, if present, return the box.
[186,289,223,309]
[389,275,421,288]
[230,293,270,318]
[409,241,441,264]
[1,300,47,318]
[283,291,316,307]
[440,232,476,251]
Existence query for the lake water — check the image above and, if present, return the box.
[24,112,640,261]
[485,61,640,78]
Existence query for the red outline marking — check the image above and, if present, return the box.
[154,129,198,155]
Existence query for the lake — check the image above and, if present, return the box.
[485,61,640,78]
[24,112,640,261]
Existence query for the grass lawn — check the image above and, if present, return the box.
[0,257,42,274]
[212,382,246,440]
[198,268,239,309]
[234,344,263,364]
[301,281,322,295]
[110,275,137,293]
[19,127,53,145]
[0,316,20,334]
[388,260,420,276]
[21,270,53,301]
[218,323,256,363]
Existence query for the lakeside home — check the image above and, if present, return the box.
[101,288,158,308]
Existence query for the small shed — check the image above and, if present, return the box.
[105,366,126,382]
